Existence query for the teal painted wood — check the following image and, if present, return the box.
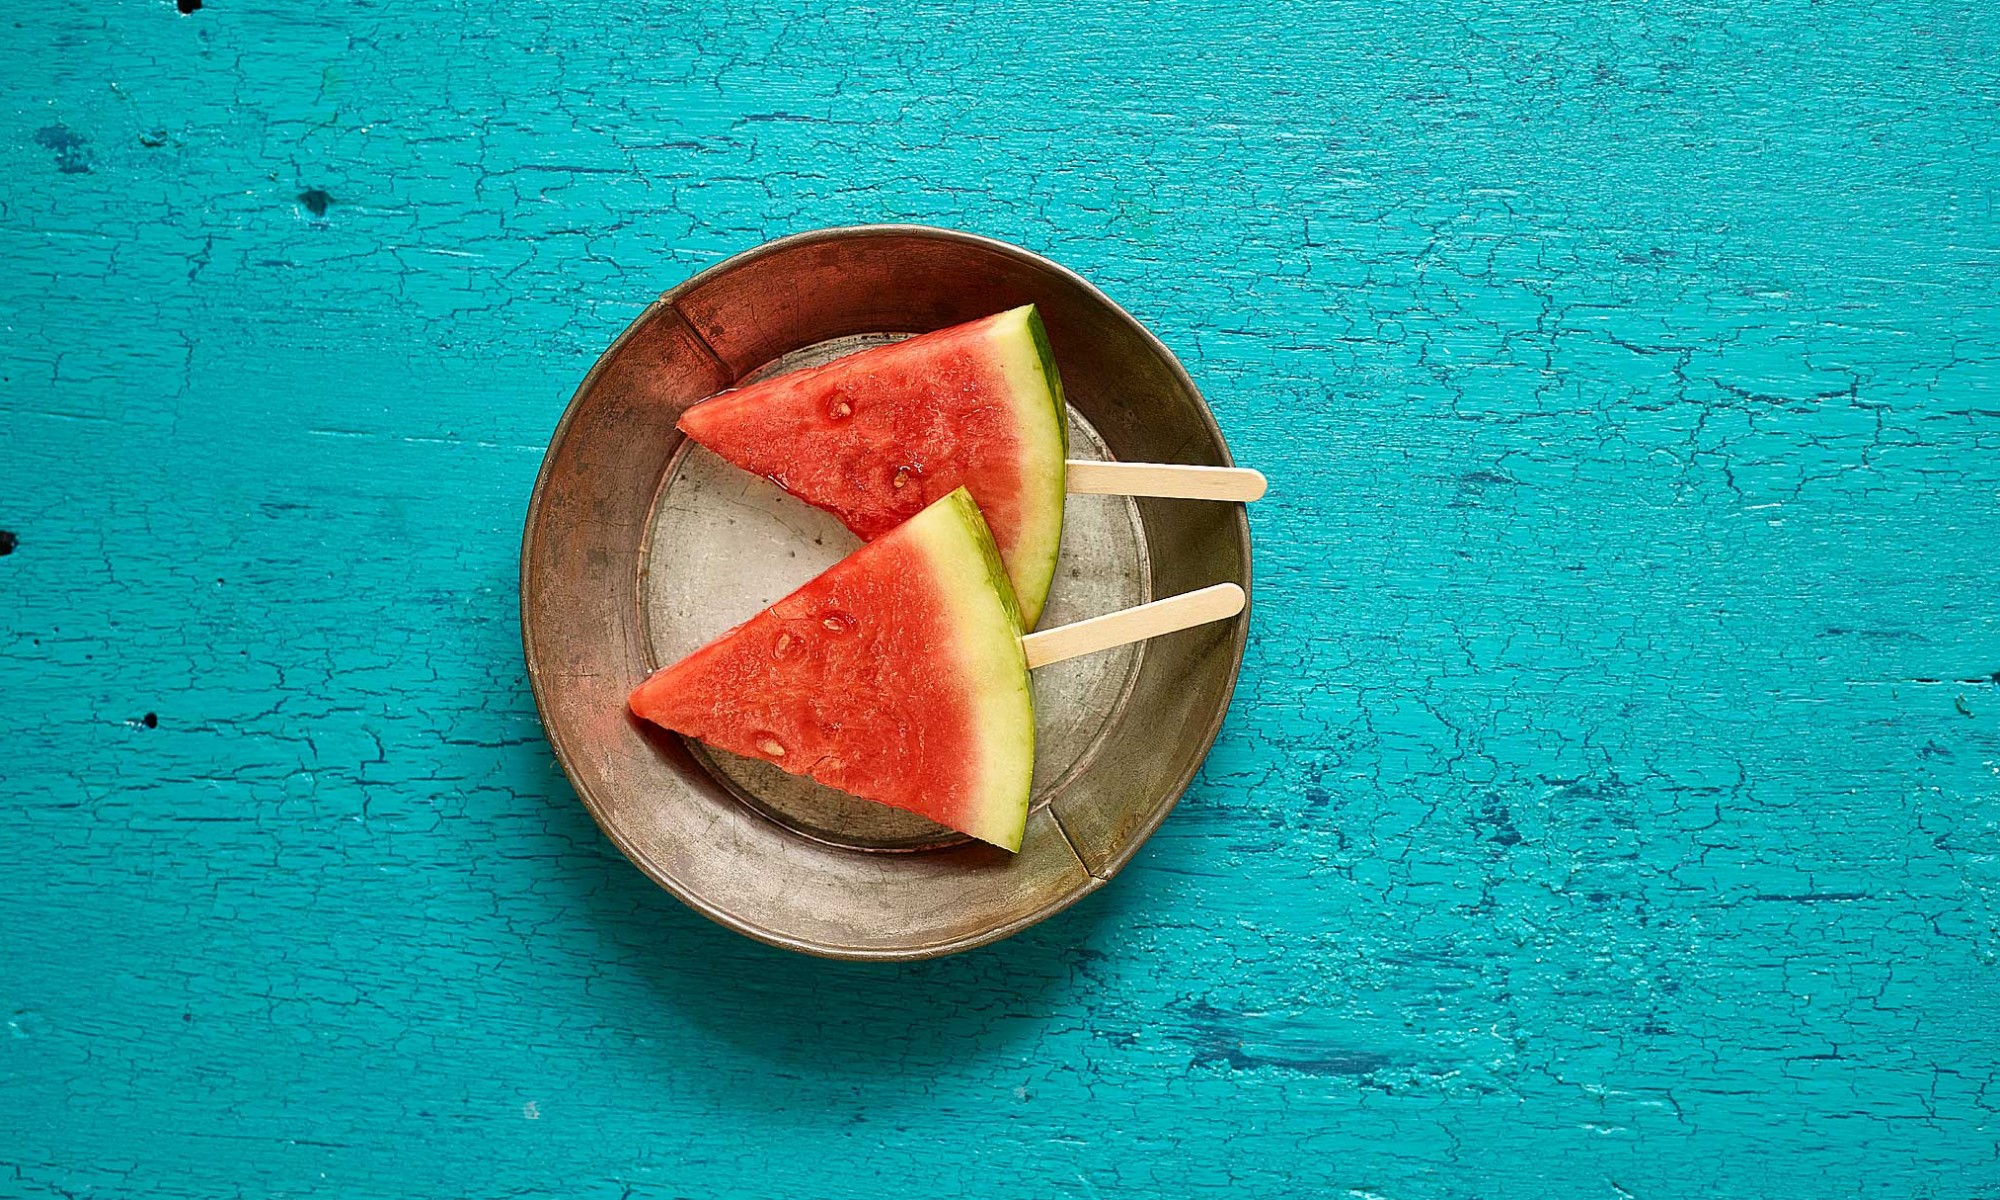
[2,0,1996,1195]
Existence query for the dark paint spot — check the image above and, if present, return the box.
[1917,741,1953,759]
[1303,786,1330,810]
[1548,776,1623,803]
[139,130,170,148]
[1956,694,1974,718]
[1470,796,1523,847]
[1180,1001,1390,1077]
[142,712,158,729]
[0,530,15,556]
[182,1012,192,1022]
[1459,470,1516,486]
[177,0,201,12]
[298,188,333,217]
[33,125,91,174]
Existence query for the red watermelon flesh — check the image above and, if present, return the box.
[677,305,1068,628]
[629,487,1035,851]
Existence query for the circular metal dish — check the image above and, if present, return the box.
[521,225,1251,960]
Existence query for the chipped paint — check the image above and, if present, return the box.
[1,0,1996,1196]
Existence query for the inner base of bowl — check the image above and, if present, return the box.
[638,334,1151,853]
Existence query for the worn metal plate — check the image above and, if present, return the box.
[521,225,1252,959]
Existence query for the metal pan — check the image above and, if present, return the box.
[521,225,1251,960]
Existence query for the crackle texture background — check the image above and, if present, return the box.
[4,1,1999,1196]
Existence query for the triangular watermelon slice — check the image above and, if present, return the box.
[677,305,1069,628]
[629,487,1036,851]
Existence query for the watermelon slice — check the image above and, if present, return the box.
[629,487,1036,850]
[677,305,1069,628]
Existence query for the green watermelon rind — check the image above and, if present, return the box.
[988,305,1069,630]
[1022,306,1070,463]
[914,487,1035,851]
[944,486,1028,636]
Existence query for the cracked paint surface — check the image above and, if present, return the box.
[2,1,1997,1196]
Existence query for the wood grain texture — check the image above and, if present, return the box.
[1023,584,1246,669]
[1064,461,1270,501]
[2,1,1996,1196]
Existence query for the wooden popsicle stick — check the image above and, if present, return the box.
[1021,583,1246,670]
[1065,461,1267,502]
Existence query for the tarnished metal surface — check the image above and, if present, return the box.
[521,226,1251,958]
